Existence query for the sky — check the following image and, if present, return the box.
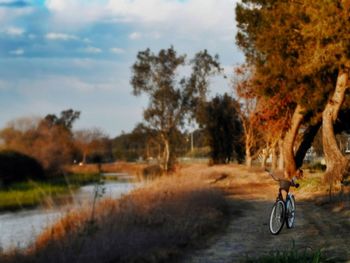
[0,0,244,137]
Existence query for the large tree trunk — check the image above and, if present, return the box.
[146,141,150,160]
[295,121,322,169]
[283,105,305,178]
[260,147,269,168]
[245,146,252,168]
[82,151,87,164]
[322,69,349,183]
[271,142,278,171]
[278,139,284,170]
[162,137,170,172]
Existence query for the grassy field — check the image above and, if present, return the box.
[0,173,101,211]
[0,167,229,263]
[0,162,152,211]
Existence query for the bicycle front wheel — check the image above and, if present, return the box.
[286,194,296,229]
[269,200,285,235]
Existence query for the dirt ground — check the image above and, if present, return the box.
[179,164,350,263]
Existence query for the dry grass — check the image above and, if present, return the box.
[66,162,147,177]
[1,168,228,263]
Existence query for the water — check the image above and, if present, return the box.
[0,174,137,251]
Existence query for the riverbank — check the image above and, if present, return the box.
[3,164,348,262]
[0,165,229,263]
[0,162,146,211]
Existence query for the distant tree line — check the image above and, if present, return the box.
[0,109,112,183]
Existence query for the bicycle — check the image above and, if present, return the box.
[266,169,300,235]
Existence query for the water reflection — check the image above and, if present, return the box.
[0,174,137,251]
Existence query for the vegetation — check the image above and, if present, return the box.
[74,128,112,164]
[0,110,80,176]
[198,93,244,164]
[235,0,350,184]
[0,170,228,263]
[131,47,222,172]
[0,173,101,211]
[245,246,323,263]
[0,150,44,185]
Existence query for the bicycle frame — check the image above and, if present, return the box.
[268,169,298,234]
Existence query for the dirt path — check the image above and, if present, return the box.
[180,165,350,263]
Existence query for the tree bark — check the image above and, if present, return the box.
[245,147,252,168]
[295,121,321,169]
[260,147,269,168]
[82,151,87,164]
[283,105,305,178]
[278,139,284,170]
[162,137,170,172]
[322,69,349,183]
[271,142,278,171]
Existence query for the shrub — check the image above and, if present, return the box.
[142,164,163,179]
[305,162,327,173]
[0,150,44,186]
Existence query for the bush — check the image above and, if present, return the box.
[142,164,163,179]
[305,162,327,173]
[0,150,44,186]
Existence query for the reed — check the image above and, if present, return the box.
[1,170,229,263]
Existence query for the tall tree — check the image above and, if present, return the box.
[131,47,221,172]
[298,0,350,183]
[235,0,334,178]
[234,66,264,167]
[198,94,244,164]
[74,128,109,164]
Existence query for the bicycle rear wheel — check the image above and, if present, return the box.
[286,194,296,228]
[269,200,285,235]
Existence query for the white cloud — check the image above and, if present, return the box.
[110,47,125,54]
[3,26,24,36]
[45,0,67,11]
[129,32,142,40]
[9,48,24,55]
[0,7,33,25]
[45,0,107,29]
[107,0,236,36]
[82,46,102,54]
[46,32,79,41]
[44,0,237,38]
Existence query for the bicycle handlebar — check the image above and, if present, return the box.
[265,169,299,188]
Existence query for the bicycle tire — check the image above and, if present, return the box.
[269,200,285,235]
[286,194,296,229]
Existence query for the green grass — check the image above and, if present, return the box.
[245,243,324,263]
[299,175,323,189]
[0,173,102,211]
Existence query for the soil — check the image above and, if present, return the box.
[179,164,350,263]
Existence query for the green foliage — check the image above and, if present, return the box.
[0,182,69,211]
[112,124,153,161]
[305,162,327,173]
[131,46,222,171]
[43,109,80,131]
[0,150,44,185]
[198,94,244,164]
[0,173,100,211]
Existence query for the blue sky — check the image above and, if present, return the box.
[0,0,243,137]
